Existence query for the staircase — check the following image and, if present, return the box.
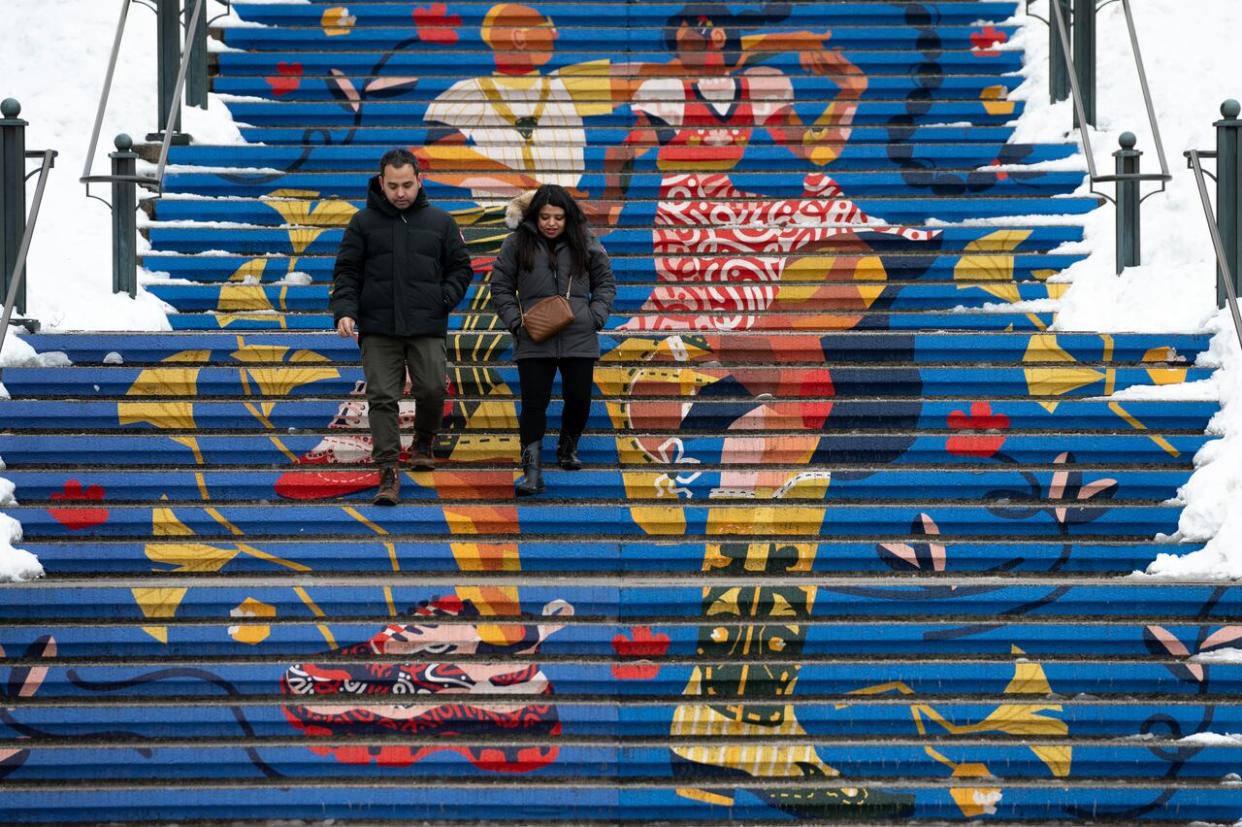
[3,1,1241,823]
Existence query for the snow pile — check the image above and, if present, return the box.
[0,510,42,583]
[0,0,240,331]
[1013,2,1242,578]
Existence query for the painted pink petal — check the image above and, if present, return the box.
[329,69,362,113]
[1048,452,1071,500]
[930,542,947,572]
[364,77,420,95]
[879,543,919,569]
[1078,479,1117,500]
[1201,626,1242,652]
[918,513,941,537]
[1146,625,1191,659]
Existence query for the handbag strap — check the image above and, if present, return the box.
[515,245,573,322]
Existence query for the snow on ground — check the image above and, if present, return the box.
[0,0,242,332]
[1013,1,1242,579]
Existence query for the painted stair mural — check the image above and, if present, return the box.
[2,0,1240,822]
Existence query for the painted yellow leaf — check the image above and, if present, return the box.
[1031,744,1073,778]
[145,542,239,574]
[631,506,686,536]
[132,588,187,621]
[228,258,269,283]
[244,366,339,397]
[217,285,273,313]
[152,506,195,538]
[215,313,288,330]
[1023,334,1074,364]
[950,786,1002,818]
[127,367,199,397]
[117,401,196,430]
[265,190,358,227]
[1024,366,1103,397]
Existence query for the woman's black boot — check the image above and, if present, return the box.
[557,434,583,470]
[515,441,545,496]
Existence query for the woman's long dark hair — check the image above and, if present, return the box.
[516,184,592,277]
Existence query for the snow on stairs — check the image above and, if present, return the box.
[2,0,1241,823]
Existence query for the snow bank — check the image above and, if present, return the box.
[1014,2,1242,579]
[0,0,238,331]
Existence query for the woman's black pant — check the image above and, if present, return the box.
[517,357,596,446]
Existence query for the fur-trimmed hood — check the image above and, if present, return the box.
[504,189,538,230]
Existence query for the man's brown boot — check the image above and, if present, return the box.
[373,466,400,506]
[409,433,436,472]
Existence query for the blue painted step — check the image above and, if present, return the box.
[162,168,1080,198]
[143,282,1066,312]
[6,743,1241,783]
[20,539,1205,576]
[170,137,1072,170]
[219,25,1018,52]
[26,330,1207,365]
[216,49,1026,76]
[212,74,1028,104]
[5,502,1187,540]
[143,227,1086,257]
[229,2,1021,27]
[3,785,1238,823]
[2,365,1212,399]
[0,399,1215,435]
[150,196,1102,225]
[165,309,1063,331]
[2,467,1193,503]
[236,124,1032,145]
[144,254,1086,285]
[219,100,1026,128]
[11,662,1241,701]
[0,432,1206,468]
[5,620,1228,659]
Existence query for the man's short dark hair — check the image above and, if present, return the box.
[379,148,419,176]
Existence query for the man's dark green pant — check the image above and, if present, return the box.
[360,334,446,467]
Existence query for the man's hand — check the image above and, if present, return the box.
[336,317,357,338]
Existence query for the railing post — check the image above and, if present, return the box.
[0,98,27,316]
[1216,99,1242,309]
[1114,132,1141,274]
[1072,0,1096,126]
[110,134,139,298]
[149,0,189,143]
[1050,0,1071,103]
[185,0,209,110]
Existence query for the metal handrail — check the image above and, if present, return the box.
[0,150,56,359]
[80,0,206,196]
[1047,0,1171,201]
[1186,150,1242,354]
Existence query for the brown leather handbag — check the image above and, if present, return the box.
[518,273,575,344]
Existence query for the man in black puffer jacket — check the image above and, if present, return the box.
[331,149,473,505]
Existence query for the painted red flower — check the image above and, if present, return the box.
[611,626,670,680]
[265,61,303,97]
[970,26,1009,55]
[48,481,109,531]
[413,3,462,44]
[946,402,1010,458]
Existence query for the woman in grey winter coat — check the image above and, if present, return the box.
[490,184,616,496]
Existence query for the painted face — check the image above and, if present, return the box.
[675,16,727,70]
[380,163,420,210]
[537,204,567,240]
